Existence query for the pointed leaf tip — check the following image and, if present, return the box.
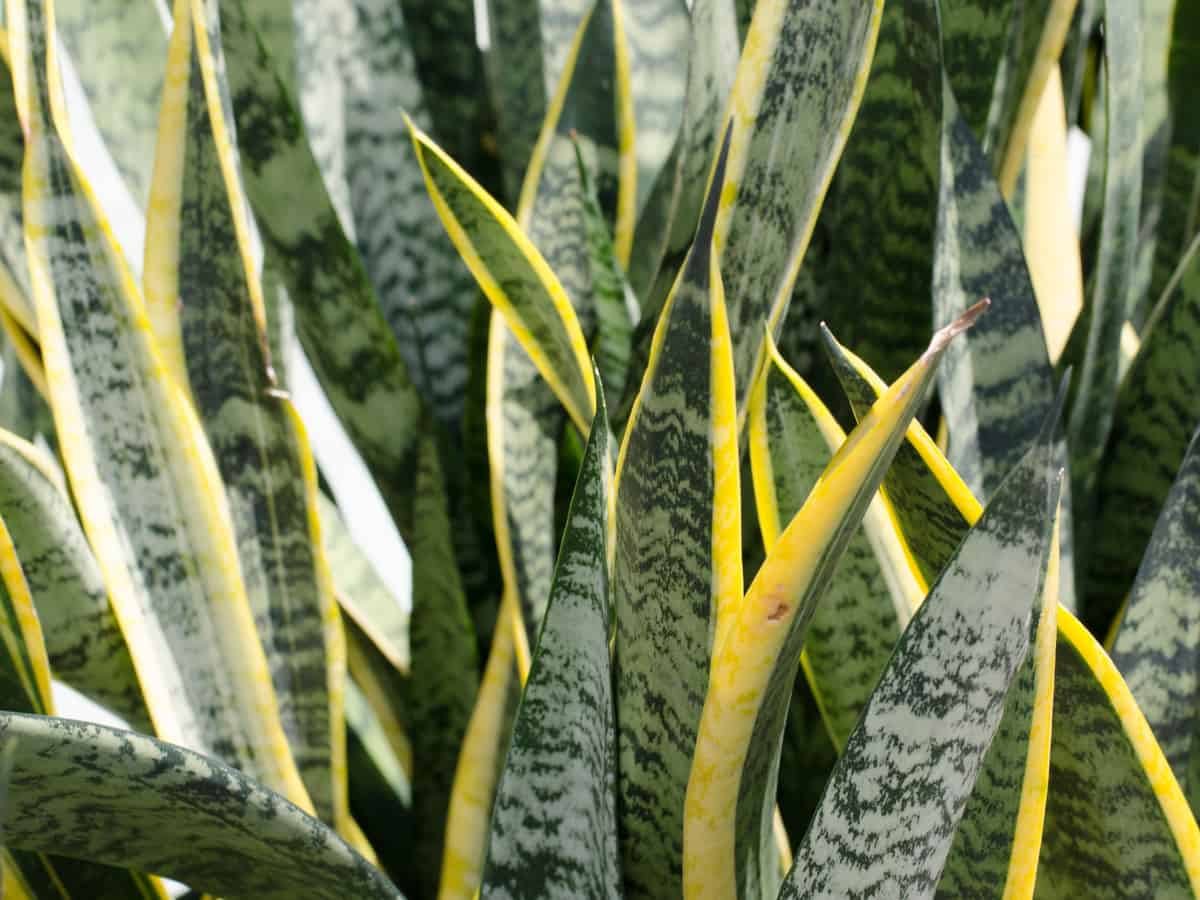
[692,125,734,250]
[926,297,990,358]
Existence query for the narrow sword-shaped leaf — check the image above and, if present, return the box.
[1067,0,1143,580]
[1034,611,1200,898]
[288,0,476,429]
[411,124,595,435]
[482,375,618,900]
[1086,207,1200,630]
[0,712,402,899]
[780,415,1062,900]
[1110,427,1200,812]
[713,0,884,427]
[146,0,346,827]
[0,427,147,730]
[802,0,943,395]
[216,0,424,537]
[11,0,311,806]
[938,0,1013,138]
[0,37,36,338]
[686,304,983,900]
[613,132,740,900]
[748,335,921,750]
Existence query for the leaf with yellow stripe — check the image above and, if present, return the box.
[10,0,310,807]
[748,334,921,750]
[825,342,1200,897]
[0,37,36,337]
[685,301,984,900]
[145,0,347,830]
[0,426,148,731]
[0,712,402,900]
[712,0,884,426]
[215,0,424,537]
[780,401,1063,900]
[612,131,738,900]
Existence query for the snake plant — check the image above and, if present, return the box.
[0,0,1196,898]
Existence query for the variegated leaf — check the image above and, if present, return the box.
[147,0,344,826]
[0,43,35,337]
[1034,612,1200,898]
[780,413,1062,900]
[289,0,476,429]
[686,304,984,900]
[482,375,618,900]
[12,0,310,806]
[0,712,401,900]
[613,132,739,900]
[713,0,883,427]
[748,336,919,750]
[1110,426,1200,813]
[0,428,147,731]
[216,0,425,537]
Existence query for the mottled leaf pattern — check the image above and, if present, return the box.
[1110,427,1200,812]
[781,421,1061,900]
[0,712,401,900]
[714,0,883,425]
[481,381,618,900]
[614,134,736,900]
[1034,613,1200,899]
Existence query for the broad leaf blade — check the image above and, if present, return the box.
[147,0,345,826]
[482,375,618,900]
[0,712,401,900]
[780,416,1062,899]
[0,428,147,731]
[13,0,310,806]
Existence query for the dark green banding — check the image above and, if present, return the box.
[482,374,619,900]
[0,712,401,899]
[1111,427,1200,811]
[783,424,1061,899]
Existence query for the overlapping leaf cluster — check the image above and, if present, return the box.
[0,0,1195,899]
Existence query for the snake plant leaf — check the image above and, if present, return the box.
[52,0,164,212]
[622,0,738,421]
[613,131,739,900]
[1066,0,1143,555]
[1146,2,1200,318]
[320,491,409,674]
[344,616,413,792]
[0,428,148,731]
[0,712,401,900]
[396,430,481,900]
[823,332,976,587]
[482,377,618,900]
[713,0,884,427]
[0,331,54,447]
[216,0,424,537]
[12,0,311,807]
[395,0,493,184]
[780,411,1062,900]
[1034,612,1200,898]
[801,0,941,400]
[1110,427,1200,812]
[411,123,594,435]
[440,594,518,900]
[0,42,35,338]
[147,0,345,826]
[574,142,635,423]
[288,0,477,430]
[1086,236,1200,634]
[686,303,983,900]
[748,335,921,750]
[620,0,690,216]
[934,82,1059,501]
[938,0,1014,139]
[775,675,838,845]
